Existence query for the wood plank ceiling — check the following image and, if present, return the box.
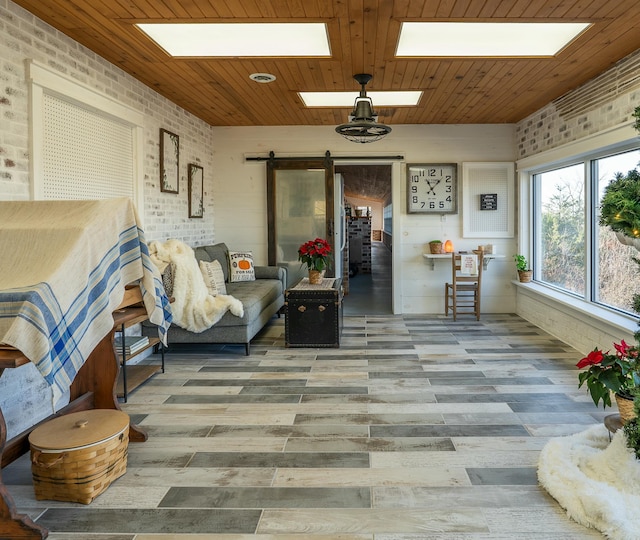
[12,0,640,127]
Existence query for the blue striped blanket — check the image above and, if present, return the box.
[0,199,172,404]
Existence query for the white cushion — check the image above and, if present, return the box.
[199,259,227,295]
[228,251,255,282]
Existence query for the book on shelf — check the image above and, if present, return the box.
[114,335,149,354]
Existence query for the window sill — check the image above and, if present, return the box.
[513,280,638,337]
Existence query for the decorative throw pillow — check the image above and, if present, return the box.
[199,259,227,296]
[161,263,175,298]
[228,251,256,282]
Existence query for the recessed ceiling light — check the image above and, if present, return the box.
[299,91,422,107]
[396,22,591,57]
[250,73,277,83]
[136,23,330,57]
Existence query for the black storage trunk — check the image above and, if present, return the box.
[285,278,343,347]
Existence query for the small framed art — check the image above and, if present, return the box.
[188,163,204,218]
[160,128,179,194]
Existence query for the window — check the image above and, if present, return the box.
[535,163,585,296]
[532,147,640,316]
[594,150,640,312]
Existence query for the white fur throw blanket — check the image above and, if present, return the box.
[538,424,640,539]
[148,239,243,333]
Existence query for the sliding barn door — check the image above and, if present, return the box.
[267,156,335,287]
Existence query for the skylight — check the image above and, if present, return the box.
[136,23,330,57]
[396,22,591,57]
[299,91,422,107]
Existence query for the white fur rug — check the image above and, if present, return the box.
[538,424,640,539]
[148,239,243,333]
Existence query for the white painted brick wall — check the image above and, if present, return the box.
[0,0,216,439]
[0,0,215,247]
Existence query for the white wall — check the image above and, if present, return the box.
[212,123,517,314]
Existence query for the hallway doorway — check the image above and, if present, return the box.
[335,164,392,315]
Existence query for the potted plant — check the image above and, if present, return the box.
[576,339,640,421]
[428,240,443,254]
[599,167,640,249]
[514,254,532,282]
[298,237,332,285]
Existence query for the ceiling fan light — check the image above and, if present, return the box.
[336,74,391,144]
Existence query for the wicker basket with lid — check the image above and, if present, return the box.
[29,409,129,504]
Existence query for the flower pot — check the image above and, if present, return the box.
[615,393,637,424]
[308,269,325,285]
[429,242,443,254]
[517,270,532,283]
[614,231,640,251]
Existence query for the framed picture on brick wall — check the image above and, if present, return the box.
[160,128,179,194]
[188,163,204,218]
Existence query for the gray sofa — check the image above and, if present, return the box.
[143,242,286,355]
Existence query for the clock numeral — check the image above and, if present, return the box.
[445,175,452,182]
[411,175,420,182]
[439,201,445,209]
[446,196,452,202]
[427,169,436,176]
[429,201,435,209]
[446,186,451,192]
[412,195,418,204]
[411,186,417,193]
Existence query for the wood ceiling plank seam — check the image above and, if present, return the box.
[347,0,366,73]
[202,1,232,17]
[452,60,518,123]
[270,0,294,18]
[361,0,380,75]
[418,0,441,18]
[370,0,395,82]
[74,0,120,19]
[413,59,451,110]
[450,0,477,19]
[476,0,507,18]
[276,65,310,126]
[504,0,539,18]
[99,0,146,18]
[460,0,493,19]
[253,1,278,18]
[127,0,167,18]
[222,0,250,17]
[405,0,425,18]
[331,0,355,87]
[217,61,286,125]
[286,0,308,18]
[435,61,493,123]
[154,0,191,18]
[520,0,553,18]
[390,0,412,19]
[188,1,220,18]
[191,62,266,125]
[300,0,321,18]
[233,0,264,18]
[434,0,459,18]
[10,1,76,29]
[417,60,476,122]
[316,0,335,19]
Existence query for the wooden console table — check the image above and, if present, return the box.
[0,286,151,539]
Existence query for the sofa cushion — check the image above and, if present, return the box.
[193,243,229,282]
[228,251,256,282]
[199,259,227,295]
[215,279,283,327]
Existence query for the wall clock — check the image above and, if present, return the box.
[407,163,458,214]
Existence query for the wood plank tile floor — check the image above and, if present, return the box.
[4,314,607,539]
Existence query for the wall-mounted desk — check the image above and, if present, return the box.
[423,253,505,271]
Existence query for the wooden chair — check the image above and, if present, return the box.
[445,251,484,321]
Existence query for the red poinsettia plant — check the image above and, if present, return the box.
[577,339,640,408]
[298,238,332,272]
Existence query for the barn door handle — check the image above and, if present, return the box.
[298,305,306,312]
[318,305,326,312]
